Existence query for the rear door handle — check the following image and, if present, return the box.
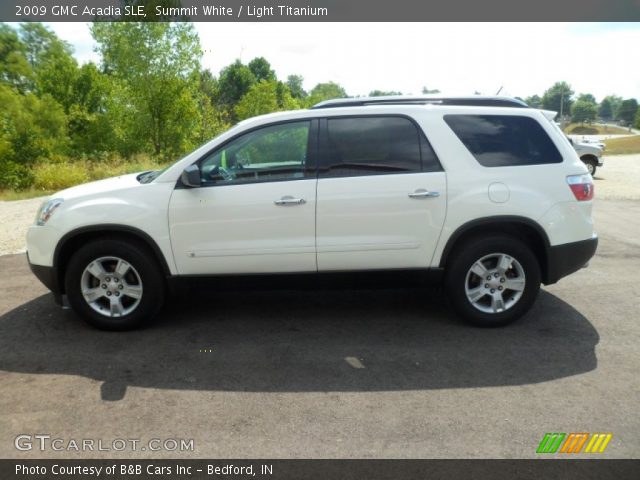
[274,195,306,206]
[408,189,440,199]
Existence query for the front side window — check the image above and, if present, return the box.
[444,114,563,167]
[200,121,310,185]
[322,117,423,176]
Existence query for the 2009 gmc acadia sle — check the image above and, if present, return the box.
[27,96,598,330]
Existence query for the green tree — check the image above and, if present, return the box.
[91,22,202,157]
[577,93,597,105]
[635,109,640,130]
[601,95,623,120]
[542,81,574,118]
[0,24,33,92]
[0,84,68,189]
[571,100,597,125]
[525,95,542,108]
[369,90,403,96]
[248,57,275,82]
[195,69,230,142]
[422,86,440,94]
[99,78,142,157]
[20,22,57,67]
[286,74,306,99]
[68,63,116,154]
[275,81,299,110]
[198,69,218,101]
[21,23,79,113]
[616,98,638,125]
[216,60,256,111]
[306,82,347,106]
[197,97,229,143]
[598,98,613,120]
[235,80,298,121]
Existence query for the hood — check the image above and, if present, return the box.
[52,173,143,201]
[573,142,603,154]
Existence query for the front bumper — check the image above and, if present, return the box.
[27,252,63,305]
[544,235,598,285]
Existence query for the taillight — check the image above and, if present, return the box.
[567,174,594,201]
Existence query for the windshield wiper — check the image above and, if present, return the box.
[137,170,158,184]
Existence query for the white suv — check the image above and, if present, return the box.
[27,96,598,330]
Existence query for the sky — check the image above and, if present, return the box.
[41,22,640,101]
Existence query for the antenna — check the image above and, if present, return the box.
[495,86,503,95]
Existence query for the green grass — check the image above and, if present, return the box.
[602,135,640,155]
[0,155,169,201]
[564,123,632,135]
[0,188,52,201]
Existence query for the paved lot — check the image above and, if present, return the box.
[0,196,639,459]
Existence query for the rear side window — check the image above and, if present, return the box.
[322,117,427,176]
[444,115,562,167]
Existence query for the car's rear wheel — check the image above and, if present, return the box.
[445,235,541,327]
[64,238,165,330]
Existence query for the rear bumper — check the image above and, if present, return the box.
[27,252,63,305]
[544,235,598,285]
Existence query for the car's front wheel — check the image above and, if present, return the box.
[445,235,541,327]
[582,157,597,176]
[64,238,165,330]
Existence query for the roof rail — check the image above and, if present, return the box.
[311,95,529,110]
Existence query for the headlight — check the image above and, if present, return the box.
[35,198,64,226]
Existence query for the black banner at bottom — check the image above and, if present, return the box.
[2,459,640,480]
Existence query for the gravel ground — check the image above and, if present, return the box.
[0,154,638,255]
[0,197,44,256]
[592,154,640,200]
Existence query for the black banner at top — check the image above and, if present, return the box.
[4,0,640,22]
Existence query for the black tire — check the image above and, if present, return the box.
[64,238,165,330]
[582,158,597,176]
[444,235,541,327]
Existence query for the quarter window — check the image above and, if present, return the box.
[200,121,311,185]
[322,117,425,176]
[444,114,562,167]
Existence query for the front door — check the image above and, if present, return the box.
[169,120,318,275]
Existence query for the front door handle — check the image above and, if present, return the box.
[274,195,306,206]
[408,188,440,199]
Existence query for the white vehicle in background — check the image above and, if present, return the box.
[567,137,604,176]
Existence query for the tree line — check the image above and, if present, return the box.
[0,22,351,190]
[524,81,639,127]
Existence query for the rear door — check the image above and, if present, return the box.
[315,115,447,271]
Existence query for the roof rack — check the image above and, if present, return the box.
[311,95,529,110]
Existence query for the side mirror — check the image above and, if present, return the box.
[181,165,201,188]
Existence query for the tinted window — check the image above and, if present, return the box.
[420,135,441,172]
[323,117,423,176]
[444,115,562,167]
[200,121,310,185]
